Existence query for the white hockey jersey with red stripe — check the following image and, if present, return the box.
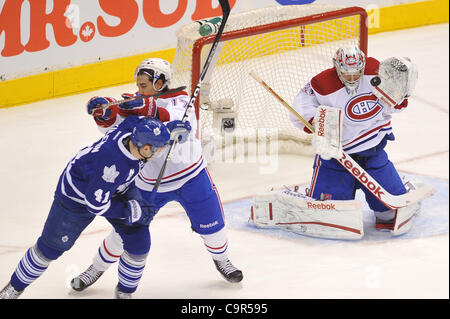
[97,90,206,192]
[291,57,408,154]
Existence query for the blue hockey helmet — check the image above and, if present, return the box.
[130,118,170,148]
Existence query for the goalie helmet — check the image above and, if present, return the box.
[130,117,170,149]
[134,58,172,91]
[333,46,366,96]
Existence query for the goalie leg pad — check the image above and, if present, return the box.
[251,190,364,240]
[390,179,425,236]
[390,202,420,236]
[374,179,425,235]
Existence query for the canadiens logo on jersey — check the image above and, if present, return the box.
[345,93,383,122]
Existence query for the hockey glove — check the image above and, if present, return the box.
[119,93,157,117]
[87,96,117,119]
[166,120,192,144]
[125,199,155,226]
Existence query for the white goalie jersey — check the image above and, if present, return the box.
[291,57,408,155]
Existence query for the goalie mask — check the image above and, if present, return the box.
[134,58,172,92]
[333,46,366,96]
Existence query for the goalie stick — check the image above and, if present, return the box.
[249,71,435,209]
[92,85,187,111]
[149,0,231,199]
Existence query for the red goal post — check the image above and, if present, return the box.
[171,5,368,157]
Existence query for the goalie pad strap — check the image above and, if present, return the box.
[390,181,423,235]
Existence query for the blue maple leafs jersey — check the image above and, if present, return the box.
[55,116,145,219]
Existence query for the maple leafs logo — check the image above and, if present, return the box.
[102,165,120,183]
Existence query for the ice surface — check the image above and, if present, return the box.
[0,24,448,300]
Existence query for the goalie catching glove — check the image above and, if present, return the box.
[371,56,418,108]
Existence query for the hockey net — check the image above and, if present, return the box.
[171,5,368,161]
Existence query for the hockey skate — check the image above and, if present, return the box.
[214,259,243,283]
[0,282,23,299]
[70,264,104,292]
[115,286,132,299]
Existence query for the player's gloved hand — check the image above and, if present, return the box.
[125,199,155,226]
[87,96,117,120]
[166,120,192,144]
[119,93,157,117]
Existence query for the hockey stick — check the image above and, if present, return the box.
[249,71,435,209]
[92,85,187,111]
[149,0,231,197]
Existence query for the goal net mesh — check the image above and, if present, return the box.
[171,5,367,160]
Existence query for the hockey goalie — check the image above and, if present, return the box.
[250,52,432,240]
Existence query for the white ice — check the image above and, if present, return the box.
[0,23,448,299]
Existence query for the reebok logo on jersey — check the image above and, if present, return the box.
[102,165,120,183]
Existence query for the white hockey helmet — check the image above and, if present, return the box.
[333,45,366,95]
[134,58,172,91]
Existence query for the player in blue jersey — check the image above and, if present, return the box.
[0,116,191,299]
[68,58,243,293]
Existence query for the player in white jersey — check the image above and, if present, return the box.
[70,58,243,292]
[290,45,417,231]
[0,117,174,299]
